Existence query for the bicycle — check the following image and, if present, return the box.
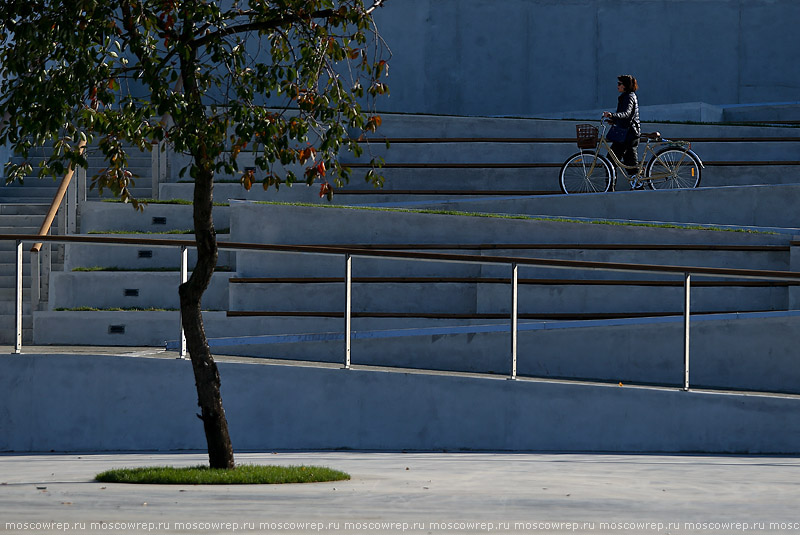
[558,117,704,194]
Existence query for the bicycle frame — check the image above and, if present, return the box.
[586,118,699,186]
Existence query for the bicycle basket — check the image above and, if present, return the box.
[575,124,599,149]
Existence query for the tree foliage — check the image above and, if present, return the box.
[0,0,390,469]
[0,0,389,199]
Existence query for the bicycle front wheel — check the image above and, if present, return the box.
[644,148,702,190]
[559,152,613,194]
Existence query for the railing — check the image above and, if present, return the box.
[28,140,87,310]
[3,233,800,391]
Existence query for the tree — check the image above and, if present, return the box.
[0,0,390,469]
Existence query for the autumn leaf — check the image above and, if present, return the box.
[319,181,333,201]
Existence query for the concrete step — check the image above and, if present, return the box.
[0,225,40,234]
[0,214,52,229]
[0,301,33,314]
[63,235,236,272]
[79,201,231,233]
[414,183,800,230]
[0,248,59,263]
[160,182,335,203]
[241,244,790,280]
[0,203,50,215]
[0,184,152,201]
[228,279,789,316]
[362,114,800,140]
[334,166,800,196]
[341,140,800,165]
[48,271,230,310]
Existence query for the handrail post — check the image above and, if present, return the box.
[151,142,160,200]
[683,272,691,391]
[343,253,352,369]
[509,262,518,380]
[178,245,188,359]
[66,167,77,234]
[30,251,40,312]
[76,165,87,226]
[41,243,51,305]
[14,240,23,354]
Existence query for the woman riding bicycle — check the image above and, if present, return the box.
[603,75,641,171]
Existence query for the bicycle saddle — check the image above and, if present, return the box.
[640,131,662,141]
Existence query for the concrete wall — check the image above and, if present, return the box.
[3,353,800,453]
[373,0,800,117]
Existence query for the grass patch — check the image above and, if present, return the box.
[95,464,350,485]
[101,198,229,206]
[72,265,233,272]
[87,228,231,235]
[253,201,773,234]
[53,306,178,312]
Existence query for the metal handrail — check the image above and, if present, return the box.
[8,233,800,282]
[3,232,800,389]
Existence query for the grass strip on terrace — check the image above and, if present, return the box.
[52,307,179,312]
[95,465,350,485]
[71,266,233,272]
[86,228,231,235]
[101,198,230,206]
[253,201,773,234]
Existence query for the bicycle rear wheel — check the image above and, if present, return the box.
[559,152,613,194]
[644,148,702,189]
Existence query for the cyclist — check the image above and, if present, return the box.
[603,75,641,180]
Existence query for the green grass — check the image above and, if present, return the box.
[101,198,229,206]
[95,464,350,485]
[72,265,233,272]
[53,306,178,312]
[86,228,231,235]
[253,201,773,234]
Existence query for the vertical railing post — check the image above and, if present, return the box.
[178,245,188,359]
[343,253,352,369]
[30,251,40,313]
[151,142,160,200]
[66,173,77,234]
[509,262,518,380]
[683,272,691,391]
[41,242,51,305]
[14,240,23,354]
[76,166,87,226]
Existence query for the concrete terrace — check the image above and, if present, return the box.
[2,112,800,457]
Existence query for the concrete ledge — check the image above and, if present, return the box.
[80,202,230,232]
[407,184,800,230]
[2,353,799,453]
[63,236,235,272]
[48,271,230,310]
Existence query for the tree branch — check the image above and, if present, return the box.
[190,0,390,52]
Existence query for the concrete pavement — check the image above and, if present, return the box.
[2,451,800,534]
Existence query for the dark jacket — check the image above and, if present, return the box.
[610,91,640,138]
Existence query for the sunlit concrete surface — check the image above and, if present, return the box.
[1,451,800,534]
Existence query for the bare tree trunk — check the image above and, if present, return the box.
[173,35,235,469]
[178,163,235,469]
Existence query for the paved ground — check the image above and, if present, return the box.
[2,451,800,534]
